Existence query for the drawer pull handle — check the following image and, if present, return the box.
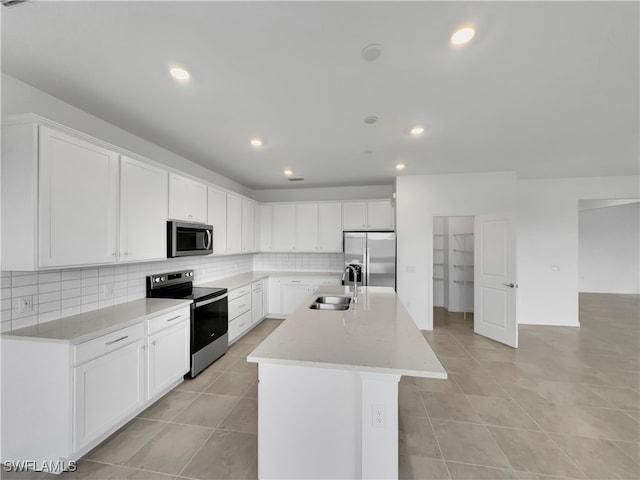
[105,335,128,346]
[166,315,181,323]
[291,280,301,283]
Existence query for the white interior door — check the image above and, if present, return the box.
[474,214,518,348]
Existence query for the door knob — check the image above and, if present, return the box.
[502,282,517,288]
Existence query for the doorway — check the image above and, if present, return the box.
[433,216,474,331]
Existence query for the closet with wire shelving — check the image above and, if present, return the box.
[433,216,474,318]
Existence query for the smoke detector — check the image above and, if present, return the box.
[361,44,382,62]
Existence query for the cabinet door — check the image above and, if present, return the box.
[296,204,319,252]
[120,157,168,263]
[188,181,207,223]
[268,277,281,314]
[148,320,189,400]
[227,194,242,254]
[342,202,367,230]
[169,174,206,223]
[262,278,269,318]
[367,200,394,230]
[281,282,311,315]
[260,204,273,251]
[252,284,263,324]
[242,199,255,253]
[208,187,227,255]
[74,339,145,450]
[168,173,191,221]
[272,204,296,251]
[39,126,118,267]
[318,203,343,252]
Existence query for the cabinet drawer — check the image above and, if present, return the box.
[147,307,190,335]
[229,292,251,320]
[228,310,252,343]
[74,323,145,366]
[252,281,263,292]
[229,285,252,301]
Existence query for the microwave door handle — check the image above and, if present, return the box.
[204,230,212,250]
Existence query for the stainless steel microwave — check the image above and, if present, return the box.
[167,220,213,257]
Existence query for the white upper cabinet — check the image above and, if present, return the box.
[39,126,119,267]
[226,194,242,254]
[169,173,207,223]
[120,157,168,263]
[258,202,344,253]
[207,186,228,255]
[366,200,394,230]
[272,204,296,251]
[260,204,273,252]
[296,204,319,252]
[343,200,394,231]
[317,203,343,252]
[342,202,367,230]
[242,199,255,253]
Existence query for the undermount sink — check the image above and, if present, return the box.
[314,296,352,305]
[309,303,350,311]
[309,295,351,311]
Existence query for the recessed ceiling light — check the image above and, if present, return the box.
[284,169,293,176]
[364,116,379,124]
[169,67,190,81]
[361,44,382,62]
[451,27,475,46]
[396,163,406,171]
[410,125,425,136]
[250,137,263,148]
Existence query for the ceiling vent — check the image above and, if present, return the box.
[2,0,29,7]
[288,177,304,182]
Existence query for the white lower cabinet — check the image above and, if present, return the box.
[252,281,264,324]
[1,304,190,470]
[228,285,253,343]
[74,338,145,451]
[147,312,190,400]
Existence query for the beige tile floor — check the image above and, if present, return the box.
[4,293,638,480]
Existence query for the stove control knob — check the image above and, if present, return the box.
[154,278,161,283]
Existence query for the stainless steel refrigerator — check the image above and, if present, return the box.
[343,231,396,289]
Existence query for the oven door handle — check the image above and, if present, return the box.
[194,293,228,308]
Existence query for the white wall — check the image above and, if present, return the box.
[1,74,252,198]
[579,202,640,294]
[253,185,393,202]
[396,172,516,329]
[516,176,639,326]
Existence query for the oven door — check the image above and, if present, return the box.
[192,294,228,353]
[168,221,213,257]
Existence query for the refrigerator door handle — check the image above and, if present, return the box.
[366,247,371,286]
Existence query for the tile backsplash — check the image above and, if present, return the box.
[253,253,344,273]
[1,252,344,332]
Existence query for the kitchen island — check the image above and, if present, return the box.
[247,286,446,480]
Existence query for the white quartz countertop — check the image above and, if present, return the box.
[198,271,342,290]
[2,298,192,345]
[247,286,447,379]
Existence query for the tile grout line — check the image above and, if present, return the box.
[499,385,592,480]
[415,383,453,480]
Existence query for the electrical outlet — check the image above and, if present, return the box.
[18,296,33,313]
[101,284,113,299]
[372,404,386,428]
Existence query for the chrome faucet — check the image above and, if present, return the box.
[342,264,359,303]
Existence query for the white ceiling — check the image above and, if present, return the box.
[2,1,638,190]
